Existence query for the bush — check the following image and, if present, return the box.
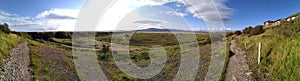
[249,25,264,35]
[243,26,253,34]
[54,32,72,38]
[226,32,234,37]
[0,23,11,34]
[242,25,264,36]
[234,31,242,35]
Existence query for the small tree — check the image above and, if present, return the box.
[0,23,11,33]
[226,32,234,37]
[99,45,110,60]
[54,32,72,38]
[234,31,242,35]
[250,25,264,35]
[101,45,110,54]
[243,26,253,34]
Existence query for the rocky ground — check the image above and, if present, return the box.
[0,41,31,81]
[225,39,253,81]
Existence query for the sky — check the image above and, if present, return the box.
[0,0,299,32]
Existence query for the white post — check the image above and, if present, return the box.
[258,42,261,64]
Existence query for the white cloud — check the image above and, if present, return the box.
[135,0,233,23]
[190,27,232,32]
[95,0,233,31]
[0,11,30,22]
[1,9,78,32]
[166,11,187,17]
[133,19,167,25]
[176,3,182,7]
[0,10,18,17]
[36,9,79,19]
[185,0,233,23]
[3,0,233,31]
[132,19,168,29]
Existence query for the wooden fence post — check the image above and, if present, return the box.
[258,42,261,64]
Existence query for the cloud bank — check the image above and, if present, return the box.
[166,11,187,17]
[0,9,79,32]
[136,0,233,23]
[36,9,78,19]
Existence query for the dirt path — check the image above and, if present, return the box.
[225,39,253,81]
[0,40,31,81]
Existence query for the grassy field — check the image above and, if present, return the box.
[0,32,22,62]
[94,33,213,81]
[25,32,217,81]
[235,17,300,80]
[27,39,79,81]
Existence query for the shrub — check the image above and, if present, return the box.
[54,32,72,38]
[0,23,11,34]
[243,26,253,34]
[242,25,264,36]
[226,32,234,37]
[249,25,264,35]
[234,31,242,35]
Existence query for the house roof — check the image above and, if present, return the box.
[264,20,275,24]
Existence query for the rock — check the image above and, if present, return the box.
[246,72,253,76]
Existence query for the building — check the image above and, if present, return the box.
[286,12,299,21]
[264,20,275,27]
[274,19,282,26]
[287,16,297,21]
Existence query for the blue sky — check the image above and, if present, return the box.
[0,0,299,31]
[225,0,300,29]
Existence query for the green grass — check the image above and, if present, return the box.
[49,37,72,46]
[96,33,212,81]
[235,17,300,80]
[25,32,213,80]
[219,36,232,81]
[28,39,78,81]
[0,32,22,62]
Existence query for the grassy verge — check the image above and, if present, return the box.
[235,17,300,80]
[218,36,232,81]
[0,32,22,62]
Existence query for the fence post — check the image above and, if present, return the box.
[258,42,261,64]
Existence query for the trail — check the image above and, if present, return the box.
[0,40,31,81]
[225,39,253,81]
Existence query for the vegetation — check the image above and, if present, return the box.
[235,17,300,80]
[26,32,72,40]
[0,23,11,34]
[28,39,78,81]
[95,33,213,81]
[242,25,264,36]
[0,22,215,81]
[0,31,21,62]
[234,31,242,35]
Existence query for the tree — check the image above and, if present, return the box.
[0,23,11,33]
[99,45,110,60]
[234,31,242,35]
[226,32,234,37]
[249,25,264,35]
[243,26,253,34]
[54,32,72,38]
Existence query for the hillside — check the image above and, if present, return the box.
[0,27,32,80]
[0,32,22,61]
[234,14,300,80]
